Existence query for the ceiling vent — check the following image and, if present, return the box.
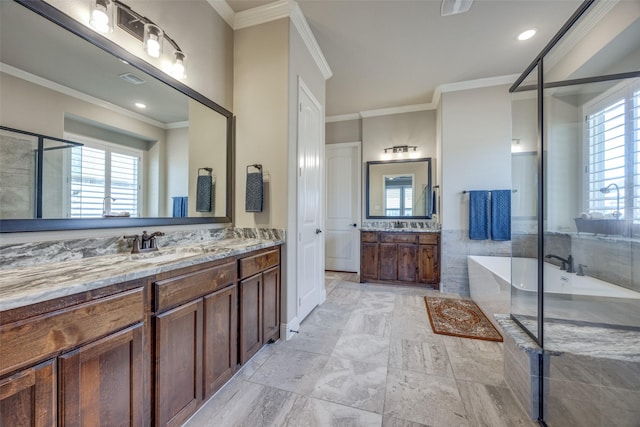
[119,72,146,85]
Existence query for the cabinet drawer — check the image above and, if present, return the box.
[154,261,236,312]
[361,231,378,243]
[418,233,439,244]
[239,249,280,280]
[380,232,417,244]
[0,288,144,377]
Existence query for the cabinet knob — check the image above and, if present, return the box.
[351,223,357,228]
[315,228,322,234]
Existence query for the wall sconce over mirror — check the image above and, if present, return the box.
[383,145,418,154]
[89,0,187,80]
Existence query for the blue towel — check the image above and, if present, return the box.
[469,191,490,240]
[172,196,188,217]
[246,172,263,212]
[491,190,511,241]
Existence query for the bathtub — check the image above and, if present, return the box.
[468,256,640,329]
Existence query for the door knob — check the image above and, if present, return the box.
[315,228,322,234]
[351,223,357,228]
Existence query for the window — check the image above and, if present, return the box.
[69,138,142,218]
[585,80,640,222]
[384,176,413,216]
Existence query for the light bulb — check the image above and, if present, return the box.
[144,24,163,58]
[171,51,187,79]
[89,0,112,33]
[146,37,161,57]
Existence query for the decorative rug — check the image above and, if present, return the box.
[424,297,503,342]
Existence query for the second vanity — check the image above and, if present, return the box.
[0,232,283,426]
[360,229,440,288]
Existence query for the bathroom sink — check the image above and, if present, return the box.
[127,246,204,263]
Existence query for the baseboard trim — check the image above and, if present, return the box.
[280,317,300,341]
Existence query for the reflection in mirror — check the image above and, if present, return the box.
[511,152,537,218]
[0,0,232,231]
[366,158,432,219]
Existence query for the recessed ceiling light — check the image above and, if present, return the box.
[517,29,537,41]
[134,102,146,109]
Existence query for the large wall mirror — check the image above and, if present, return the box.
[0,0,233,232]
[366,158,432,219]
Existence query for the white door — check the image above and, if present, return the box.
[297,79,324,321]
[325,142,361,272]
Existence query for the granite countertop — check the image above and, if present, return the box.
[0,237,283,312]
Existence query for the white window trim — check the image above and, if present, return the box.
[581,78,640,221]
[64,132,144,218]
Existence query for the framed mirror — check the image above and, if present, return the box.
[366,158,432,219]
[0,0,233,232]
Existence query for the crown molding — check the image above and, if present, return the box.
[360,103,435,118]
[233,0,290,30]
[166,121,190,129]
[206,0,235,28]
[1,63,167,129]
[325,113,361,123]
[289,1,332,79]
[326,73,519,122]
[211,1,332,80]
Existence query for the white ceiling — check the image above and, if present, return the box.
[228,0,584,117]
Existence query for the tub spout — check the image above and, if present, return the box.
[545,254,575,273]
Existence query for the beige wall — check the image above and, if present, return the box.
[233,19,289,229]
[188,99,228,218]
[441,85,512,231]
[326,119,362,144]
[166,127,189,214]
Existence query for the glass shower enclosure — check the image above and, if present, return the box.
[510,0,639,425]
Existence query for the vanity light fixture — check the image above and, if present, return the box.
[517,29,537,41]
[383,145,418,154]
[89,0,187,79]
[89,0,114,34]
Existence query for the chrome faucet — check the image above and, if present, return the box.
[545,254,575,273]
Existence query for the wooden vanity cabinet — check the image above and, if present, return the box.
[360,231,440,288]
[239,248,281,364]
[0,359,56,427]
[0,284,147,427]
[153,260,236,427]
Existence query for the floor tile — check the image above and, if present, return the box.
[184,379,298,426]
[344,310,392,337]
[388,338,453,378]
[384,368,469,426]
[249,348,330,395]
[444,337,506,386]
[332,332,391,366]
[457,380,537,427]
[382,415,432,427]
[311,356,388,413]
[282,396,383,427]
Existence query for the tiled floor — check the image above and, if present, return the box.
[184,272,536,426]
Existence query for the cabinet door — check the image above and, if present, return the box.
[360,242,379,281]
[202,285,237,400]
[239,274,262,365]
[262,267,280,344]
[0,359,56,427]
[397,243,417,283]
[418,244,439,285]
[379,243,398,281]
[59,324,144,427]
[155,300,202,427]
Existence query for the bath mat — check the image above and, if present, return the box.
[424,297,502,342]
